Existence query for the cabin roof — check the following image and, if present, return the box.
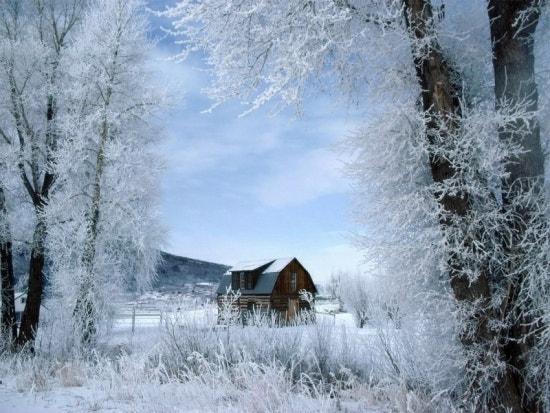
[264,257,294,273]
[216,257,297,295]
[225,257,293,274]
[225,258,273,273]
[216,272,281,295]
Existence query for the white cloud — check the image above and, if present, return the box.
[250,147,349,208]
[162,118,284,178]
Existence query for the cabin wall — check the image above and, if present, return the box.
[217,295,271,312]
[238,296,271,312]
[272,258,316,296]
[271,259,316,322]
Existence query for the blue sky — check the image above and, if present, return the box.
[150,15,365,286]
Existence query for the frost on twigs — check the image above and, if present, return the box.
[217,287,242,326]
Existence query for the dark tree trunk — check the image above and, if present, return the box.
[3,0,83,349]
[15,55,57,347]
[488,2,544,412]
[0,186,17,344]
[16,217,46,346]
[15,165,55,347]
[15,145,55,347]
[402,0,494,333]
[403,1,543,411]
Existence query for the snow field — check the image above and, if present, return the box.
[0,299,458,412]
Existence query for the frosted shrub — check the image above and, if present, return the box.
[32,299,84,358]
[0,349,92,392]
[0,295,458,411]
[5,353,55,392]
[155,296,456,401]
[157,314,222,377]
[363,295,463,404]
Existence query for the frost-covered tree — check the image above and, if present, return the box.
[47,0,165,346]
[166,1,550,411]
[0,0,86,345]
[339,270,371,328]
[325,271,344,311]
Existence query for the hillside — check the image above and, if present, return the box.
[153,251,230,297]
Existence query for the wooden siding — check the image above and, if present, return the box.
[272,258,316,296]
[217,295,270,310]
[238,296,271,312]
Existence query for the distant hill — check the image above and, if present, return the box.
[153,251,230,297]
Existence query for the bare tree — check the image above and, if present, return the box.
[325,271,344,312]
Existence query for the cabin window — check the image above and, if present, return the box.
[21,297,26,304]
[290,272,297,292]
[240,272,246,289]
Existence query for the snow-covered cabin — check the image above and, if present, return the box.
[216,257,317,323]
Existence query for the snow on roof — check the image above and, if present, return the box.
[228,257,295,274]
[228,259,274,272]
[263,257,294,273]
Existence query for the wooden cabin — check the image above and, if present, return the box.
[216,257,317,323]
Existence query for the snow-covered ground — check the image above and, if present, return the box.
[0,298,445,412]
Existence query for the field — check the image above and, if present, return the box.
[0,294,459,412]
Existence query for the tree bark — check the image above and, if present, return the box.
[488,2,544,412]
[403,1,543,411]
[0,186,17,344]
[15,100,56,347]
[15,90,56,346]
[16,217,46,346]
[402,0,494,334]
[74,84,111,346]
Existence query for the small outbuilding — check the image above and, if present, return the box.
[216,257,317,323]
[14,292,26,323]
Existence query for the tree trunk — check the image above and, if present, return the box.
[15,122,56,347]
[0,186,17,344]
[488,2,544,412]
[14,46,57,347]
[16,217,46,347]
[73,98,110,346]
[402,0,494,329]
[403,1,542,411]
